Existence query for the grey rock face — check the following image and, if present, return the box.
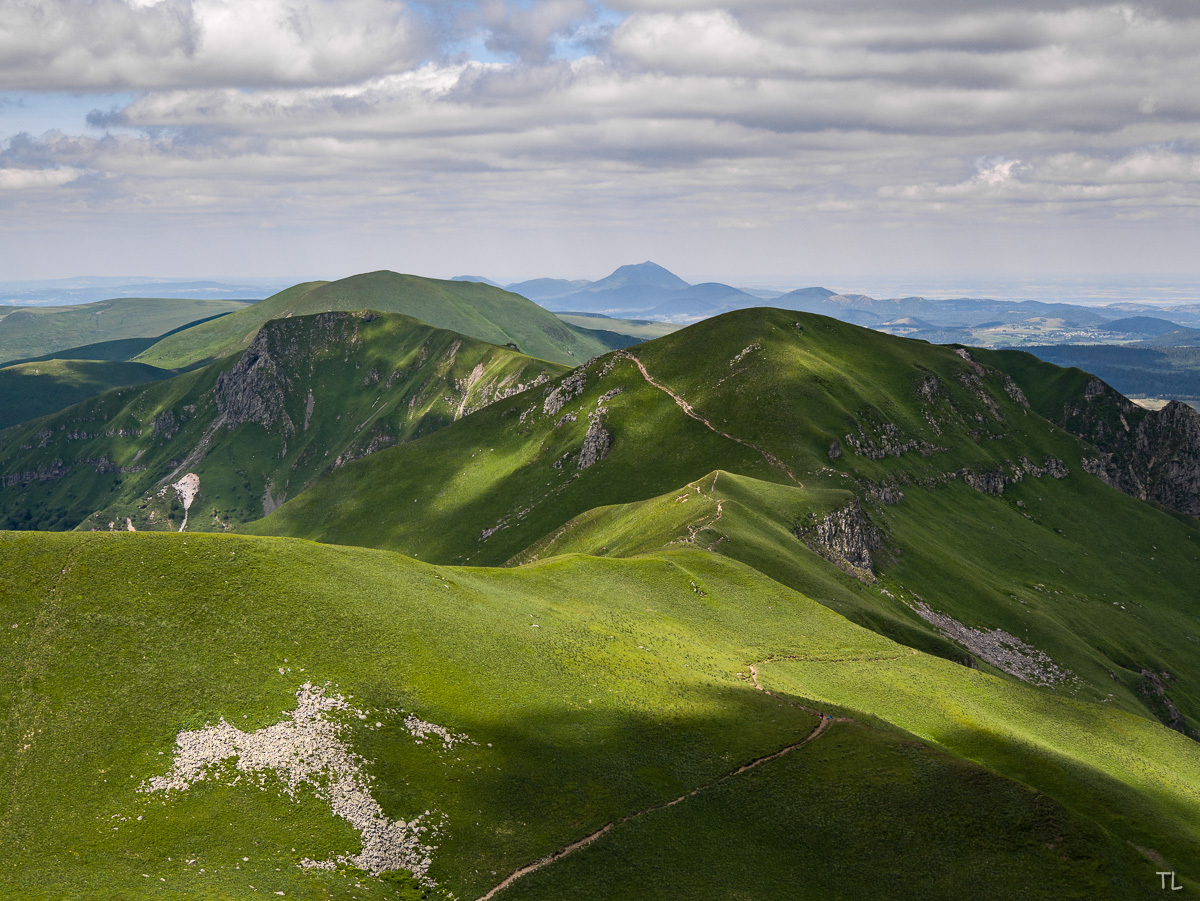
[1062,380,1200,518]
[1139,669,1198,739]
[151,411,178,439]
[577,414,612,470]
[215,326,297,436]
[542,372,587,417]
[805,501,880,572]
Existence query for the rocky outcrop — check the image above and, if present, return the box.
[215,327,296,436]
[801,501,880,573]
[844,422,941,460]
[151,411,179,439]
[1,460,69,488]
[542,372,588,417]
[577,414,612,470]
[1059,378,1200,517]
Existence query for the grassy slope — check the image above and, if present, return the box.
[0,312,565,533]
[0,359,172,429]
[507,462,1200,727]
[0,298,254,366]
[0,530,1183,899]
[253,308,1083,563]
[136,273,630,369]
[251,308,1200,733]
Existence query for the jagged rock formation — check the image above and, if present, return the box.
[1056,378,1200,517]
[215,329,297,437]
[800,501,880,574]
[577,415,612,470]
[543,372,588,417]
[577,389,622,470]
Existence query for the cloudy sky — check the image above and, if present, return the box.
[2,0,1199,288]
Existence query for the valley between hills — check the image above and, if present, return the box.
[2,270,1200,899]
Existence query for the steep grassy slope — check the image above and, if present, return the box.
[137,272,630,369]
[0,311,564,533]
[252,309,1200,737]
[511,466,1200,732]
[254,308,1082,563]
[975,345,1200,516]
[0,531,1186,899]
[0,298,253,365]
[0,359,172,429]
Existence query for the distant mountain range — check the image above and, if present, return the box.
[455,262,1200,347]
[0,276,291,306]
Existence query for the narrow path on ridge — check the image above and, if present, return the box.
[475,712,833,901]
[617,352,802,485]
[676,472,727,550]
[477,649,848,901]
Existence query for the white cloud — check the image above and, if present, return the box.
[3,1,1200,278]
[0,166,85,189]
[0,0,426,89]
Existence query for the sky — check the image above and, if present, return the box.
[1,0,1199,290]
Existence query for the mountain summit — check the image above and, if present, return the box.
[586,261,691,292]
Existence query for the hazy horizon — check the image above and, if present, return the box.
[2,267,1199,310]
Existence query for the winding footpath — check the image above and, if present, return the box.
[617,352,801,485]
[476,663,837,901]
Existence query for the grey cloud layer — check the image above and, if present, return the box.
[2,1,1199,260]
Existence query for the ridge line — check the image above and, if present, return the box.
[616,352,801,485]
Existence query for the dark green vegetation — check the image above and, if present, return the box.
[0,359,172,429]
[1,532,1186,900]
[1026,344,1200,402]
[0,311,565,532]
[3,300,1200,898]
[0,298,254,365]
[136,272,632,370]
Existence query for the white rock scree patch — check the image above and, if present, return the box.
[141,682,469,886]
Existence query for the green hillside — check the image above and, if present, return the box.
[0,530,1186,899]
[0,359,172,429]
[4,304,1200,897]
[0,298,254,366]
[0,311,565,533]
[136,273,632,369]
[252,309,1200,738]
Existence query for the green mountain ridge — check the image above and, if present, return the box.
[252,309,1200,738]
[3,300,1200,898]
[0,311,565,532]
[0,359,173,430]
[136,272,633,370]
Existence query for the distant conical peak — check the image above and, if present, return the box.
[594,261,690,290]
